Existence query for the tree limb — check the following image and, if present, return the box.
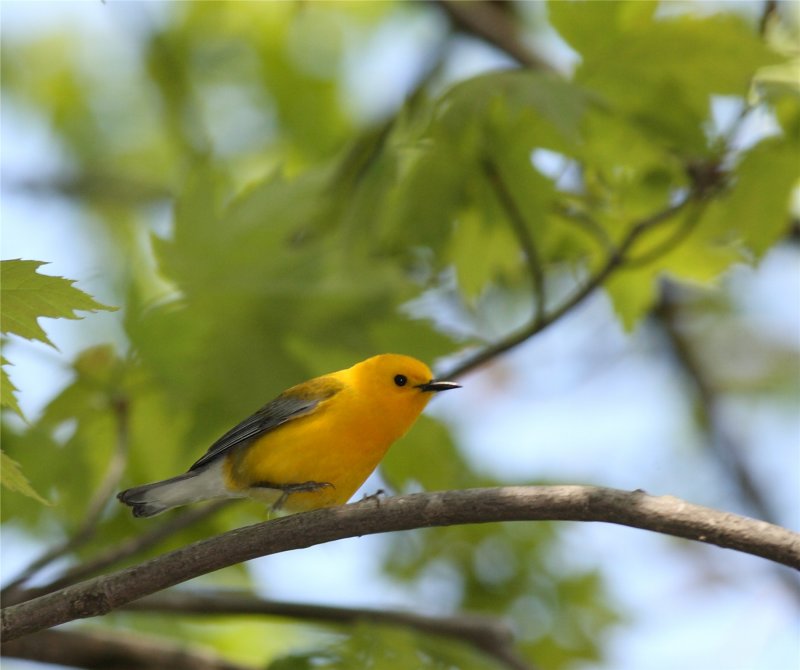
[3,485,798,642]
[124,590,533,670]
[1,628,255,670]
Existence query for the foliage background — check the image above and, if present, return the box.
[1,2,798,669]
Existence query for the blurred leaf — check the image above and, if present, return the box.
[549,2,781,152]
[382,415,482,493]
[0,260,117,347]
[435,70,590,152]
[605,130,798,330]
[701,135,799,259]
[1,449,49,505]
[269,621,507,670]
[579,108,687,227]
[604,267,659,332]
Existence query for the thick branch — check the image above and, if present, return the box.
[1,628,254,670]
[3,485,798,642]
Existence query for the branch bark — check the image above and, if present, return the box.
[3,485,798,642]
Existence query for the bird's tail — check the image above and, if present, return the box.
[117,460,233,517]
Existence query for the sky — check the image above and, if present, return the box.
[1,3,799,670]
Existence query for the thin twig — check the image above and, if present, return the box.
[5,500,230,606]
[759,0,778,36]
[482,156,547,328]
[622,199,707,268]
[1,396,130,601]
[125,590,534,670]
[3,485,798,641]
[553,202,615,254]
[443,192,700,380]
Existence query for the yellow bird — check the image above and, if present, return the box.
[118,354,459,517]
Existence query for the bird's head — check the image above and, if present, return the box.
[350,353,460,420]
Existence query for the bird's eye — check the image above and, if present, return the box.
[394,374,408,387]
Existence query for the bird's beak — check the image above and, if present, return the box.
[416,379,461,393]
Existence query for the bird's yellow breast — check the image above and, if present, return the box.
[222,376,428,511]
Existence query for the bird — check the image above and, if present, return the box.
[117,354,460,517]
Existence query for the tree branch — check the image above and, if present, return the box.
[482,156,547,327]
[124,590,533,670]
[759,0,778,36]
[443,192,700,379]
[1,396,131,602]
[434,0,557,72]
[1,628,255,670]
[3,485,798,642]
[655,281,800,603]
[656,283,783,524]
[5,500,230,606]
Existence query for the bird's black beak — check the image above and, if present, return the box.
[416,379,461,393]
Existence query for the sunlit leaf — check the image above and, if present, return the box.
[0,260,116,347]
[1,357,23,418]
[1,449,49,505]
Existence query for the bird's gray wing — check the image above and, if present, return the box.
[189,379,344,471]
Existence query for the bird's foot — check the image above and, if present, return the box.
[358,488,386,507]
[253,479,335,511]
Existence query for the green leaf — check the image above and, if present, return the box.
[1,449,49,505]
[1,357,23,418]
[0,260,117,347]
[604,265,660,332]
[449,208,521,303]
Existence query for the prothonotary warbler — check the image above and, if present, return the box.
[118,354,459,517]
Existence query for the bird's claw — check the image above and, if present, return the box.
[358,488,386,507]
[254,480,335,511]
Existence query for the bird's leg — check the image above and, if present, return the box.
[358,488,386,507]
[252,480,335,511]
